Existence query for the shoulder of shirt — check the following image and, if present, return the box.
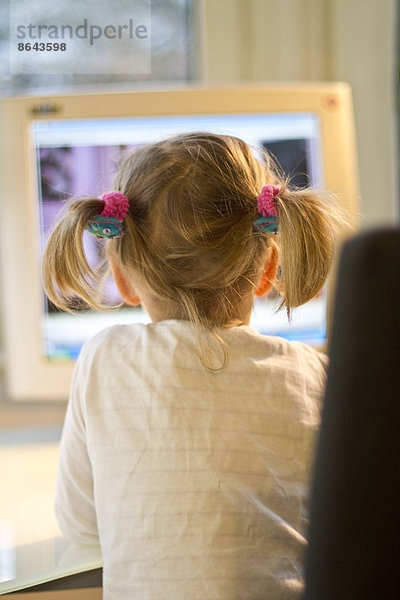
[78,322,148,359]
[77,320,193,360]
[223,325,329,365]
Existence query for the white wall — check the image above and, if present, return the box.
[199,0,399,227]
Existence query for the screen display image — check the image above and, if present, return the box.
[34,112,325,362]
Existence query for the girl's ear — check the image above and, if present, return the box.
[109,258,141,307]
[255,242,279,298]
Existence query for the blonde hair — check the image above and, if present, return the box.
[43,132,345,365]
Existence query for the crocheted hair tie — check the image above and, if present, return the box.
[86,192,130,239]
[253,184,281,234]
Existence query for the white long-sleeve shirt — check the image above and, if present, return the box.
[56,320,327,600]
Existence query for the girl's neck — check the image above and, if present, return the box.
[142,294,253,328]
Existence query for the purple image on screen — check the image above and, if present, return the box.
[39,144,135,307]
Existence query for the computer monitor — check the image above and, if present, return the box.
[0,84,359,400]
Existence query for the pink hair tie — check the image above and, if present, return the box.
[86,192,130,239]
[254,184,281,234]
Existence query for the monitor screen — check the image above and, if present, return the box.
[34,112,324,362]
[0,85,359,400]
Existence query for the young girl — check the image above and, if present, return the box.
[43,133,344,600]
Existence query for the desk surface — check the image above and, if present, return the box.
[0,537,102,595]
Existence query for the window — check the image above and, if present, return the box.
[0,0,195,94]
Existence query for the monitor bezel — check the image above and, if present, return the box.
[0,84,359,401]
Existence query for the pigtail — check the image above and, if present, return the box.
[275,187,346,312]
[42,198,107,312]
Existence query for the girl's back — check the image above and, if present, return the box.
[57,320,326,599]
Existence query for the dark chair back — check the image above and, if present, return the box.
[304,228,400,599]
